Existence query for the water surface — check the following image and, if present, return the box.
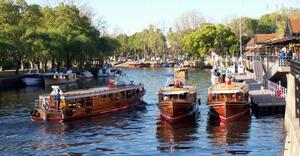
[0,68,285,155]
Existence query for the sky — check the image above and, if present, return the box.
[27,0,300,35]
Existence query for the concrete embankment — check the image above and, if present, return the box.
[284,73,300,156]
[0,77,24,91]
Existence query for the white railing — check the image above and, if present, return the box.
[267,80,287,98]
[278,59,290,67]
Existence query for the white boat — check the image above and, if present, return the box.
[97,64,121,77]
[79,71,94,79]
[22,69,43,86]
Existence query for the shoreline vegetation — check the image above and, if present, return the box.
[1,1,300,77]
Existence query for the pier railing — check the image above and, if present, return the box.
[278,59,291,67]
[267,80,287,98]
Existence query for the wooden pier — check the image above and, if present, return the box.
[233,72,286,116]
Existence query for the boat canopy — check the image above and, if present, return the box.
[161,90,187,95]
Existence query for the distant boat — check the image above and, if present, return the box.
[78,71,94,79]
[174,67,188,80]
[157,80,198,123]
[207,79,250,123]
[44,70,77,86]
[22,69,43,86]
[31,81,145,123]
[128,61,150,68]
[98,64,121,77]
[150,62,161,67]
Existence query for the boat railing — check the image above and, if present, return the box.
[63,83,143,97]
[34,99,42,110]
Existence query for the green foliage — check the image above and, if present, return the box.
[0,0,118,71]
[182,24,238,58]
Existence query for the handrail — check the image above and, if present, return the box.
[267,80,287,98]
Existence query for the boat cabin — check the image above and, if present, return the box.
[38,84,145,112]
[208,83,249,103]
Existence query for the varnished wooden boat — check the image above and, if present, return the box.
[31,81,145,123]
[157,81,198,123]
[208,81,250,123]
[174,67,188,80]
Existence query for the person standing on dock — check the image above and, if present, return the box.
[56,89,61,110]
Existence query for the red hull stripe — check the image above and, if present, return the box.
[219,109,249,122]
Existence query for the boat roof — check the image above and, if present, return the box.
[208,82,248,94]
[174,68,188,71]
[41,84,144,100]
[159,85,196,95]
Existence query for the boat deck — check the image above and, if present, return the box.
[208,82,248,94]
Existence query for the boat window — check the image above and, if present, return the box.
[75,98,84,108]
[126,91,132,98]
[108,93,114,101]
[131,90,136,96]
[170,95,177,99]
[114,93,121,101]
[85,97,93,106]
[121,91,126,99]
[179,93,187,99]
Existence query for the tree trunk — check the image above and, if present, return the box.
[20,61,24,71]
[44,61,47,72]
[16,60,21,75]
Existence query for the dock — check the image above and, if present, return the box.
[233,72,286,116]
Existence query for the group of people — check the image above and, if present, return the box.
[279,49,295,60]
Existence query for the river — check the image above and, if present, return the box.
[0,68,285,155]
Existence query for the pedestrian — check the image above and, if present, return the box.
[56,89,61,109]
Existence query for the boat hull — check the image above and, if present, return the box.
[44,77,77,86]
[209,101,250,123]
[22,77,43,86]
[158,100,198,123]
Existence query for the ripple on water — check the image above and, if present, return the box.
[0,68,285,155]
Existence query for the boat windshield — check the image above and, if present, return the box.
[209,92,244,101]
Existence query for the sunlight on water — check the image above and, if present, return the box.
[0,68,285,155]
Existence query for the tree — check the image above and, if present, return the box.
[175,10,206,34]
[182,24,239,58]
[214,24,239,56]
[182,24,217,58]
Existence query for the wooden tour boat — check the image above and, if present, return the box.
[174,67,188,80]
[128,61,150,68]
[157,80,198,123]
[44,70,77,86]
[207,79,250,123]
[31,80,145,123]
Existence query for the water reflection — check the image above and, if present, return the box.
[156,118,199,152]
[207,115,251,147]
[30,103,148,155]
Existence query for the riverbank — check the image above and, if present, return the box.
[110,60,213,68]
